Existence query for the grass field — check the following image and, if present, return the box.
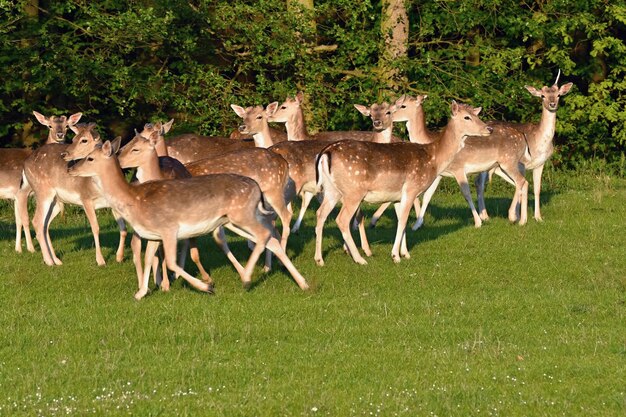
[0,170,624,416]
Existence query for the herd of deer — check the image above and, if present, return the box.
[0,73,573,299]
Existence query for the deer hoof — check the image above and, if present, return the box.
[207,283,215,294]
[134,290,148,300]
[315,258,325,267]
[242,281,252,291]
[392,255,401,264]
[355,257,368,265]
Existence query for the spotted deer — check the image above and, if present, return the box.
[229,103,287,144]
[389,94,529,229]
[118,132,234,292]
[477,72,574,222]
[22,122,122,266]
[9,112,82,253]
[314,102,492,266]
[68,139,309,300]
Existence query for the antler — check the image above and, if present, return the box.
[553,69,561,86]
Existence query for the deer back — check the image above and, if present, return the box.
[0,149,31,198]
[165,134,256,165]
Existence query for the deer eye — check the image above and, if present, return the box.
[401,105,407,109]
[131,148,139,153]
[281,106,287,110]
[81,138,88,143]
[386,111,391,115]
[87,157,94,162]
[256,115,262,120]
[464,116,471,120]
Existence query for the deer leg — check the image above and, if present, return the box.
[158,244,169,291]
[130,233,144,289]
[112,209,127,262]
[336,197,367,265]
[532,164,545,221]
[292,191,314,233]
[394,203,410,259]
[189,238,212,285]
[369,202,390,228]
[413,175,442,230]
[268,192,292,251]
[212,227,245,275]
[161,233,212,295]
[314,190,339,267]
[264,237,309,290]
[82,199,106,266]
[14,199,23,253]
[16,185,34,253]
[454,171,482,228]
[391,196,414,263]
[135,240,160,300]
[475,171,490,221]
[33,194,58,266]
[356,210,372,257]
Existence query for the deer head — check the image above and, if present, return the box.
[230,102,279,135]
[62,123,101,161]
[392,94,428,122]
[354,102,397,131]
[33,111,83,143]
[525,70,574,113]
[269,91,304,123]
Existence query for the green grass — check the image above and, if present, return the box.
[0,170,624,416]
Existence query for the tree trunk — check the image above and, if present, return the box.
[380,0,408,91]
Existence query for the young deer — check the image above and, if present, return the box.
[118,132,231,292]
[22,122,118,266]
[477,72,574,222]
[0,148,34,252]
[140,120,256,165]
[270,91,402,143]
[391,94,529,229]
[68,139,309,300]
[314,102,492,266]
[9,112,82,253]
[184,147,294,251]
[230,103,287,145]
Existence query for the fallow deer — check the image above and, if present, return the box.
[9,112,82,253]
[229,103,287,144]
[68,139,309,300]
[22,122,118,266]
[390,94,529,229]
[476,72,574,222]
[314,102,492,266]
[118,132,233,292]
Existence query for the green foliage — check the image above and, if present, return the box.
[0,0,624,169]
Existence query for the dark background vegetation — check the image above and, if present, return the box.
[1,0,625,172]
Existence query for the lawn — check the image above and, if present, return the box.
[0,170,624,416]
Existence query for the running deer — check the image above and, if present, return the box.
[140,119,256,165]
[390,94,529,229]
[118,131,235,292]
[229,103,288,144]
[476,71,573,222]
[22,122,120,266]
[68,139,309,300]
[314,102,492,266]
[9,112,82,253]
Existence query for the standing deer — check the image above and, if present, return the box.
[314,102,492,266]
[8,112,82,253]
[389,94,529,229]
[68,139,309,300]
[476,72,574,222]
[22,122,119,266]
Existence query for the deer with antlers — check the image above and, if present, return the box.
[476,71,573,222]
[314,102,492,266]
[68,138,309,299]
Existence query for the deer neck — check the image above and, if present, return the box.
[45,134,62,145]
[285,109,310,141]
[252,122,275,148]
[373,126,393,143]
[429,121,466,175]
[155,135,169,157]
[528,107,557,158]
[136,150,164,183]
[406,106,431,144]
[95,160,139,220]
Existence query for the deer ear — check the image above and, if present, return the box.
[472,106,482,116]
[450,100,459,115]
[266,101,279,116]
[525,85,542,97]
[110,137,122,155]
[295,91,304,104]
[148,131,159,147]
[33,111,49,126]
[70,124,80,134]
[559,82,574,96]
[68,112,83,126]
[102,140,113,157]
[395,95,406,106]
[162,119,174,134]
[354,104,370,117]
[230,104,246,118]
